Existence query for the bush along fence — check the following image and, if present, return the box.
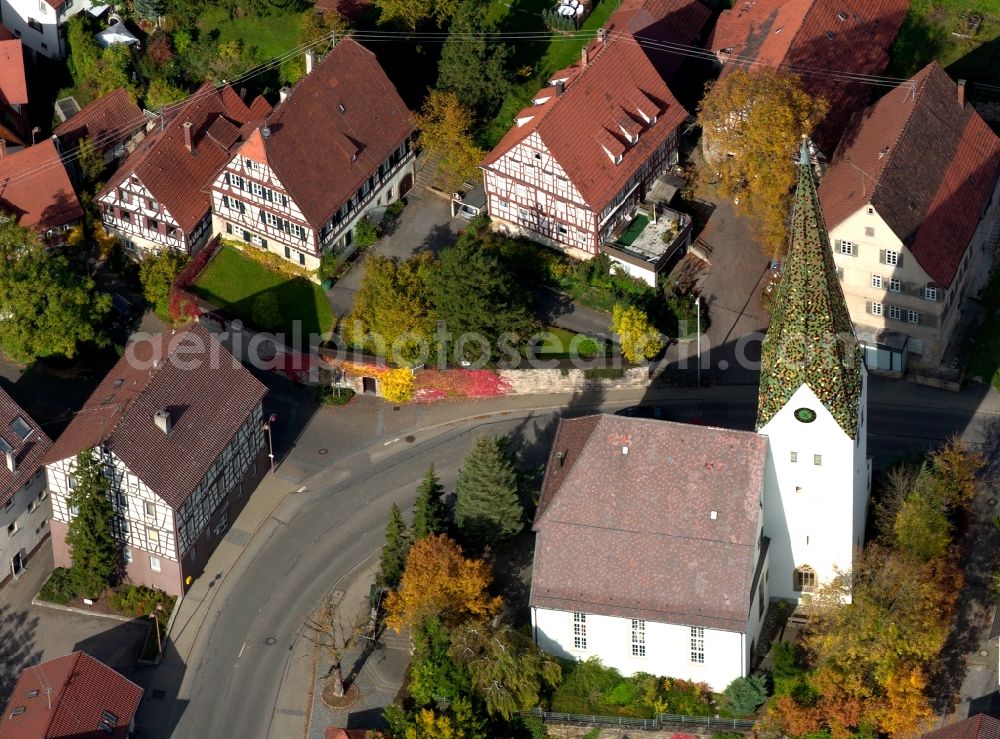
[523,708,755,732]
[169,236,221,322]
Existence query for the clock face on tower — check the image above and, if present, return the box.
[794,407,817,423]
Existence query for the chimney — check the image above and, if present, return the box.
[0,139,7,158]
[305,49,315,75]
[261,126,271,139]
[182,121,193,153]
[4,450,13,474]
[278,86,291,103]
[554,80,565,97]
[581,45,589,67]
[957,79,966,106]
[153,409,172,435]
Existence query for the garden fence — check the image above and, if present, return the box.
[523,707,755,731]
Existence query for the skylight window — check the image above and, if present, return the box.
[9,416,30,441]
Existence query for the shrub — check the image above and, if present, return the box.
[108,584,176,619]
[583,367,625,380]
[354,217,378,248]
[712,733,744,739]
[386,199,405,219]
[317,386,355,406]
[720,674,767,716]
[608,680,640,706]
[39,567,78,604]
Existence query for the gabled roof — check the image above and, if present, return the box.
[758,143,863,436]
[44,324,267,510]
[483,33,688,209]
[100,83,265,233]
[243,38,414,228]
[710,0,908,150]
[0,139,83,232]
[922,716,1000,739]
[54,88,145,151]
[819,63,1000,287]
[531,414,767,631]
[0,652,142,739]
[0,40,27,107]
[0,389,50,508]
[603,0,712,79]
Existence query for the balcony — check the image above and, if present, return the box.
[601,205,692,286]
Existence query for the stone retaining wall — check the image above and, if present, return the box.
[498,367,649,395]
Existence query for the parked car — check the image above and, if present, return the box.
[615,405,668,420]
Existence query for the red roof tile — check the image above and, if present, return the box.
[531,415,767,631]
[604,0,712,79]
[0,388,50,507]
[483,33,688,210]
[710,0,908,151]
[0,652,142,739]
[244,39,414,228]
[819,63,1000,286]
[923,715,1000,739]
[99,83,260,233]
[54,89,145,152]
[44,324,267,510]
[0,139,83,232]
[0,40,26,107]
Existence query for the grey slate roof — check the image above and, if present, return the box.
[531,414,767,631]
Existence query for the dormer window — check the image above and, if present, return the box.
[619,126,638,144]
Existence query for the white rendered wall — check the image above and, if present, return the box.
[0,469,50,579]
[759,376,869,601]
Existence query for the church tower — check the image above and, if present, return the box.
[757,142,870,602]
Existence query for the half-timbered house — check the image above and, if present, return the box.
[44,324,268,596]
[209,40,415,270]
[481,32,688,263]
[97,84,270,256]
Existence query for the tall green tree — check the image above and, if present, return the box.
[449,621,561,720]
[415,91,485,192]
[380,503,410,587]
[76,136,106,191]
[430,237,537,364]
[374,0,459,29]
[0,221,111,362]
[412,464,446,540]
[135,0,166,20]
[455,436,523,546]
[65,451,119,598]
[139,250,188,311]
[437,2,510,121]
[408,615,471,705]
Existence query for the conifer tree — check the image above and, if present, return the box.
[412,465,446,540]
[379,503,410,587]
[65,451,119,598]
[455,436,523,546]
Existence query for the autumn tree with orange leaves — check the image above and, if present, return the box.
[385,534,501,632]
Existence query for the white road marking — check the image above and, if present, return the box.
[238,640,246,658]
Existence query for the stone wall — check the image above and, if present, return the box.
[498,367,649,395]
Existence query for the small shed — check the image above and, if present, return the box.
[96,21,140,48]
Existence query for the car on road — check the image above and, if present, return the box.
[615,405,669,420]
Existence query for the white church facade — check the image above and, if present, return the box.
[530,144,870,689]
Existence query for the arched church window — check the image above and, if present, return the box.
[794,565,817,592]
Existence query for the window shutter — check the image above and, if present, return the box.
[879,249,886,264]
[836,267,844,281]
[834,239,841,252]
[259,209,265,223]
[865,300,872,314]
[896,253,904,267]
[221,195,228,209]
[223,172,230,185]
[265,189,273,202]
[240,177,247,191]
[239,201,246,215]
[851,243,859,258]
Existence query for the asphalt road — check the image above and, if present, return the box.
[164,378,1000,738]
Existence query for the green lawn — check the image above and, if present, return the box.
[617,215,650,247]
[887,0,1000,87]
[532,326,606,359]
[198,6,303,61]
[192,245,333,340]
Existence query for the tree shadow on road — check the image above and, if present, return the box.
[0,604,41,705]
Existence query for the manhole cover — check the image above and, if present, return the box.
[405,435,415,443]
[981,650,990,657]
[265,637,277,645]
[318,448,328,455]
[989,498,997,507]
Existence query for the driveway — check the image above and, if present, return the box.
[0,545,150,705]
[327,197,461,320]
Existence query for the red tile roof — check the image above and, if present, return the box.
[0,40,26,107]
[0,389,50,507]
[99,83,265,233]
[531,415,767,631]
[242,38,414,228]
[483,33,688,210]
[604,0,712,79]
[44,324,267,510]
[819,63,1000,287]
[53,89,145,152]
[0,652,142,739]
[923,715,1000,739]
[0,139,83,232]
[710,0,908,151]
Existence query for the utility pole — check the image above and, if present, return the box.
[263,413,277,472]
[696,295,701,388]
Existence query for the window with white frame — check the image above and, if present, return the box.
[884,250,899,265]
[68,503,78,517]
[631,619,646,657]
[813,454,822,466]
[123,547,132,564]
[144,500,155,517]
[573,612,587,650]
[924,286,938,301]
[794,565,817,592]
[889,305,901,320]
[839,241,855,255]
[790,451,797,463]
[150,556,161,572]
[871,274,882,289]
[690,626,705,663]
[907,309,920,324]
[871,302,883,316]
[251,182,265,197]
[889,277,900,293]
[264,211,279,228]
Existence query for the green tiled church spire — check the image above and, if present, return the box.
[756,141,864,437]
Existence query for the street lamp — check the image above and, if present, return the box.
[30,127,39,146]
[263,413,277,472]
[695,295,701,388]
